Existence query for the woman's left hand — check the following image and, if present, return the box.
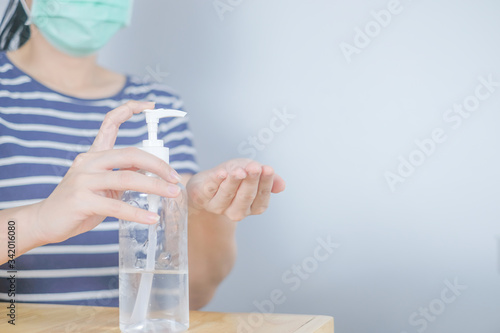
[186,159,286,221]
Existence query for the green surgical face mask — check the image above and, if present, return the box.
[23,0,133,57]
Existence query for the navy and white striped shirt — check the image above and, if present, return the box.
[0,52,198,306]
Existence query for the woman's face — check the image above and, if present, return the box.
[22,0,134,57]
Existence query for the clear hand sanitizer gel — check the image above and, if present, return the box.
[119,109,189,333]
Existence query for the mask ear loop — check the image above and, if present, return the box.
[19,0,32,25]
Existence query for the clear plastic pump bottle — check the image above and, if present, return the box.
[119,109,189,333]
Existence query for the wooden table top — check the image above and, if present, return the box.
[1,303,334,332]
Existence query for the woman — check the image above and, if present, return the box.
[0,0,285,309]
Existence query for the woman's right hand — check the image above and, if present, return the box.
[33,101,182,245]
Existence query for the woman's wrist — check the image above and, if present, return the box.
[0,201,48,262]
[23,201,48,248]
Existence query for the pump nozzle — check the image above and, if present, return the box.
[143,109,187,143]
[141,109,186,163]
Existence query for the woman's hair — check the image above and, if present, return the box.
[0,0,30,51]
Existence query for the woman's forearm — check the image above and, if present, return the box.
[0,202,45,265]
[187,208,237,310]
[182,160,285,309]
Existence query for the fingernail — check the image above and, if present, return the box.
[167,185,181,196]
[170,170,182,182]
[147,213,160,223]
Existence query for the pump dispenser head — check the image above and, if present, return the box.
[142,109,186,163]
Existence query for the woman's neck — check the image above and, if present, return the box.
[7,27,126,99]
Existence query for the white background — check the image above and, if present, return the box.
[17,0,499,332]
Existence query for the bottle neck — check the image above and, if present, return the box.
[140,146,169,164]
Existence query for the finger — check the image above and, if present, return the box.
[271,174,286,193]
[224,162,262,221]
[207,167,247,215]
[88,170,181,198]
[92,196,160,224]
[190,168,228,209]
[250,165,275,215]
[89,100,155,153]
[80,147,181,183]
